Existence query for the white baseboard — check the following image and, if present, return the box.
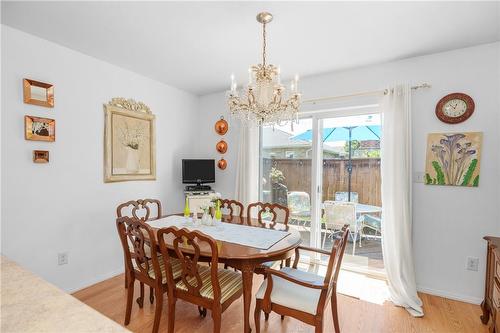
[417,285,482,305]
[66,268,124,294]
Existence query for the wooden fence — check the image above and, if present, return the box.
[262,158,381,206]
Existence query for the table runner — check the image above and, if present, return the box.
[147,215,290,250]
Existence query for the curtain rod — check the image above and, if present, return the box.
[302,83,431,105]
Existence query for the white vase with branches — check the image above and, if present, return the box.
[119,122,146,173]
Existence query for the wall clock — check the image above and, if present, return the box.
[435,93,475,124]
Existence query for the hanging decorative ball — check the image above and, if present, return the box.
[215,116,228,135]
[217,158,227,170]
[216,140,228,154]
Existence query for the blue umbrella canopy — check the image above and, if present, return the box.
[291,125,381,142]
[290,125,381,202]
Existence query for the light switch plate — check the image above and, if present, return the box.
[413,172,425,183]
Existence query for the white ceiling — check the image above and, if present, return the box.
[2,1,499,95]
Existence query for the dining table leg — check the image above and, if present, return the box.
[241,263,254,333]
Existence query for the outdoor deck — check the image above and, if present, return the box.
[288,220,384,270]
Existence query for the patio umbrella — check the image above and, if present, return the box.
[291,125,381,201]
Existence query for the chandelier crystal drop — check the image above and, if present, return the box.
[227,12,300,127]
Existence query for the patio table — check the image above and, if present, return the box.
[322,202,381,215]
[355,203,382,215]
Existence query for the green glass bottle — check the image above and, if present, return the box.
[183,197,190,217]
[215,199,222,221]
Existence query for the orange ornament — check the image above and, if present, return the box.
[218,158,227,170]
[216,140,228,154]
[215,117,228,135]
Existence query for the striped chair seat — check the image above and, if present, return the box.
[176,265,243,303]
[134,257,183,284]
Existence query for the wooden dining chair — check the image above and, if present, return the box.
[247,203,290,277]
[254,225,350,333]
[219,199,244,222]
[157,227,244,333]
[247,202,290,228]
[115,216,184,333]
[117,198,163,220]
[117,198,163,302]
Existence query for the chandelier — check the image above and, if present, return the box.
[227,12,300,127]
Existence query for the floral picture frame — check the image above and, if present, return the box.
[103,98,156,182]
[425,132,482,187]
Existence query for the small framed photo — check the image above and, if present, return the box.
[23,78,54,108]
[25,115,56,142]
[33,150,49,163]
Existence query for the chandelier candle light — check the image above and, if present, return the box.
[228,12,301,127]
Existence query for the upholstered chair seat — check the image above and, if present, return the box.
[254,226,350,333]
[146,257,183,283]
[157,227,244,333]
[176,265,243,303]
[256,267,323,315]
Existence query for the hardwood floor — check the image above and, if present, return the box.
[73,273,487,333]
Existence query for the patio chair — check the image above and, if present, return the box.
[359,214,382,247]
[323,201,361,255]
[334,191,359,203]
[287,191,311,229]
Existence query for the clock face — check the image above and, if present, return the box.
[443,99,468,117]
[436,93,474,124]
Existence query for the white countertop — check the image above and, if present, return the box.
[1,256,130,332]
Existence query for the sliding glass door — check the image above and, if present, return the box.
[319,114,383,274]
[260,110,384,274]
[261,118,313,247]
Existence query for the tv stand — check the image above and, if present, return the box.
[185,185,212,192]
[184,189,217,213]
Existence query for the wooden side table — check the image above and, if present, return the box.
[481,236,500,333]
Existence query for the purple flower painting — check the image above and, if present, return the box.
[425,132,482,187]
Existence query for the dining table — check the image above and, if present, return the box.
[146,214,302,333]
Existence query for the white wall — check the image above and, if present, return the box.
[196,42,500,303]
[1,26,199,292]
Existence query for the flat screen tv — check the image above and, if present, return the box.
[182,159,215,184]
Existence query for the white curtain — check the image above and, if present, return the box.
[380,84,424,317]
[234,124,259,214]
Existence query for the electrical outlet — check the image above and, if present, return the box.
[58,252,68,265]
[466,256,479,271]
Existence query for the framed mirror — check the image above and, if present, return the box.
[33,150,49,163]
[23,78,54,107]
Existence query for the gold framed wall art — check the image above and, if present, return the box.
[104,98,156,182]
[25,115,55,142]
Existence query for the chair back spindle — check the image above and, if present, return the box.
[116,216,162,281]
[117,199,162,221]
[247,202,290,227]
[219,199,244,221]
[324,225,349,296]
[157,227,222,302]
